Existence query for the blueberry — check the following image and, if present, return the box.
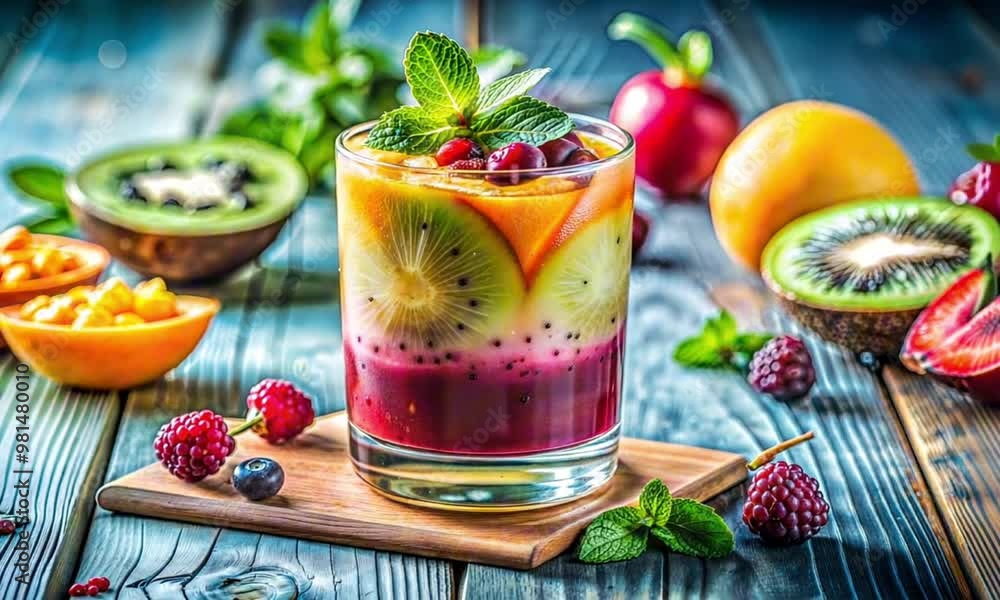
[232,457,284,501]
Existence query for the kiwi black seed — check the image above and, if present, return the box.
[763,197,1000,355]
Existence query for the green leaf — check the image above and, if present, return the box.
[967,143,1000,163]
[678,31,713,81]
[329,0,360,31]
[404,31,479,117]
[220,104,288,147]
[672,337,727,369]
[367,106,468,154]
[303,2,335,69]
[732,332,773,354]
[471,45,527,84]
[638,479,672,527]
[264,24,310,72]
[7,163,69,209]
[704,311,738,346]
[474,68,550,116]
[651,499,734,559]
[25,214,74,235]
[578,506,648,564]
[470,96,572,149]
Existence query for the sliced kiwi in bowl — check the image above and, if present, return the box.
[762,197,1000,355]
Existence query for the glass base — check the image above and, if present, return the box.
[349,424,620,511]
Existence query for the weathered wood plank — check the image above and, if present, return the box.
[0,1,224,598]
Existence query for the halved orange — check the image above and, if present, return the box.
[0,295,219,390]
[0,234,110,307]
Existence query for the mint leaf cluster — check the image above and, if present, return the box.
[673,311,773,371]
[367,32,572,155]
[578,480,734,563]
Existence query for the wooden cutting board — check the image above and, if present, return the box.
[98,413,746,569]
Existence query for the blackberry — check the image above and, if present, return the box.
[748,335,815,400]
[743,461,829,545]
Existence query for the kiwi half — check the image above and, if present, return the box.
[762,197,1000,355]
[344,191,524,354]
[524,205,632,345]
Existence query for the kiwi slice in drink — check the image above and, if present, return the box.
[344,190,525,354]
[524,206,632,345]
[762,197,1000,355]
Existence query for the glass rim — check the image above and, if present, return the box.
[335,112,635,177]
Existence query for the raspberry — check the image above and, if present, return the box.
[153,409,236,482]
[742,460,830,545]
[448,158,487,170]
[243,379,315,444]
[747,335,815,400]
[0,519,14,534]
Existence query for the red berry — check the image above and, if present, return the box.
[435,138,484,166]
[486,142,547,185]
[950,161,1000,219]
[448,158,487,171]
[748,335,816,400]
[68,583,87,597]
[89,577,111,592]
[154,409,235,482]
[0,519,15,534]
[86,583,100,596]
[563,147,598,166]
[743,460,829,545]
[539,135,581,166]
[245,379,315,444]
[632,211,650,256]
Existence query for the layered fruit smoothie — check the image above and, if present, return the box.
[338,127,633,455]
[335,31,634,507]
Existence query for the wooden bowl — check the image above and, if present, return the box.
[0,295,220,390]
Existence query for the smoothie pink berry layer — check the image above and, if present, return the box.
[345,330,624,454]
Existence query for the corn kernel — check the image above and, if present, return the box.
[1,263,31,286]
[72,305,114,329]
[31,301,76,325]
[65,285,95,305]
[30,248,64,278]
[113,312,146,326]
[88,277,134,314]
[134,277,167,296]
[0,251,33,269]
[0,226,31,252]
[19,295,51,319]
[133,290,178,322]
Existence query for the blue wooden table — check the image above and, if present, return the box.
[0,1,998,598]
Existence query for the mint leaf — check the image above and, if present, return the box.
[404,32,479,117]
[367,106,467,154]
[651,499,734,559]
[673,337,727,369]
[264,24,310,72]
[302,2,335,69]
[578,506,648,564]
[704,311,737,346]
[968,143,1000,163]
[470,96,572,149]
[732,332,773,353]
[639,479,672,527]
[674,310,773,371]
[25,214,74,235]
[474,68,550,115]
[8,163,69,209]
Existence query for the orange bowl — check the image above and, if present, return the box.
[0,295,219,390]
[0,235,110,306]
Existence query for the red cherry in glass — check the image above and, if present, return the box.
[608,13,739,199]
[435,138,484,166]
[486,142,547,185]
[539,134,582,166]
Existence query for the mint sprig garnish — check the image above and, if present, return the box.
[578,480,734,563]
[673,311,773,371]
[367,32,572,154]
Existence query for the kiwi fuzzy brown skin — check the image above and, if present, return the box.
[764,270,921,356]
[70,202,286,282]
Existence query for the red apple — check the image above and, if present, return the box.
[608,13,739,199]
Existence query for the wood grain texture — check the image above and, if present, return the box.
[97,413,745,569]
[884,368,1000,599]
